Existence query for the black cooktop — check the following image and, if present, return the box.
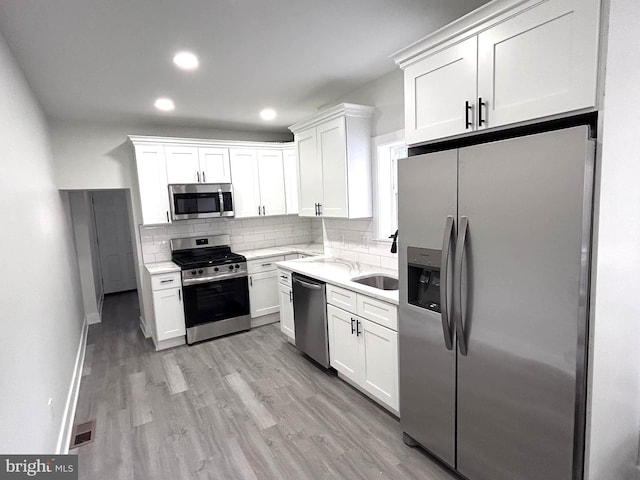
[172,246,246,270]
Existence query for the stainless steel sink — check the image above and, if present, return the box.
[351,274,399,291]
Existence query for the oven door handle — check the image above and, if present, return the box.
[182,273,248,286]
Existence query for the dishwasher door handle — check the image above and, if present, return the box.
[292,277,322,290]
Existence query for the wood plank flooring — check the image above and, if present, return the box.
[72,291,457,480]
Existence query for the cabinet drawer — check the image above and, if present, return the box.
[357,295,397,331]
[278,268,292,288]
[326,284,357,312]
[247,256,284,274]
[151,272,181,291]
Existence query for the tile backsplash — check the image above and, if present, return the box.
[322,218,398,271]
[140,216,315,264]
[140,215,398,272]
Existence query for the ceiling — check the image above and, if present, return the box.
[0,0,489,133]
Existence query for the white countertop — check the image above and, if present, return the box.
[276,256,399,305]
[238,243,324,261]
[144,261,181,275]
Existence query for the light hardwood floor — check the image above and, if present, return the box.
[72,291,457,480]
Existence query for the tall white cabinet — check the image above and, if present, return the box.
[289,103,375,218]
[394,0,601,145]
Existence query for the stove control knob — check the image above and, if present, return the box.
[214,267,219,272]
[198,269,204,274]
[228,265,234,270]
[235,264,240,269]
[191,270,197,275]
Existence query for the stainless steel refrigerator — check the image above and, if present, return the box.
[398,126,594,480]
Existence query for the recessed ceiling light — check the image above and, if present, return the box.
[260,108,277,121]
[173,51,199,70]
[154,97,175,112]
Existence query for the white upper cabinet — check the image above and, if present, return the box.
[230,148,288,218]
[476,0,600,129]
[295,128,321,217]
[282,147,299,215]
[289,103,374,219]
[257,149,287,216]
[165,145,231,184]
[229,148,261,218]
[393,0,601,145]
[133,143,171,225]
[165,146,201,184]
[199,147,231,183]
[404,37,478,143]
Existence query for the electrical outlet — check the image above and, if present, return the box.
[361,235,369,248]
[339,234,345,247]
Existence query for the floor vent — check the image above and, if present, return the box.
[70,419,96,448]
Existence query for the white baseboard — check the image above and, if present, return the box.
[97,293,103,320]
[56,318,89,454]
[139,315,151,338]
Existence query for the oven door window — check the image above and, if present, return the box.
[182,277,249,327]
[173,193,221,215]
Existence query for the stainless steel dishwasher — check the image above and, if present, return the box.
[292,273,329,368]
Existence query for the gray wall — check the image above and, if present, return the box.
[0,32,85,453]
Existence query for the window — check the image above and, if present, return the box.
[373,130,407,241]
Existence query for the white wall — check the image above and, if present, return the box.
[49,119,293,190]
[0,32,85,453]
[329,69,404,137]
[69,192,101,324]
[586,1,640,479]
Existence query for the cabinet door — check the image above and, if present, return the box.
[199,147,231,183]
[249,270,279,318]
[165,146,201,183]
[327,305,360,383]
[360,318,399,411]
[282,148,299,215]
[404,36,478,144]
[257,150,287,216]
[153,288,186,341]
[477,0,599,129]
[229,148,261,218]
[278,284,295,340]
[134,144,171,225]
[295,128,322,217]
[318,117,348,218]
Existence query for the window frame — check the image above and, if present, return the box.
[372,129,406,242]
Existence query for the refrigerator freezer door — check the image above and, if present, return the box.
[455,126,593,480]
[398,149,458,467]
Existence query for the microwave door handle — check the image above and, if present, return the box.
[218,189,224,216]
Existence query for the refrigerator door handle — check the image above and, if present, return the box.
[455,216,469,356]
[440,215,455,350]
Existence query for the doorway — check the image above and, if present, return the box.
[91,190,137,294]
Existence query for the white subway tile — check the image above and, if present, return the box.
[358,252,381,267]
[155,252,171,262]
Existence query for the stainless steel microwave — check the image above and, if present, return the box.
[168,184,234,220]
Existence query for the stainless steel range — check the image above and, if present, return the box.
[170,234,250,344]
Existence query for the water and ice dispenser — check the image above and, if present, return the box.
[407,247,442,313]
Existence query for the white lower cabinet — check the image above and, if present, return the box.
[326,286,399,413]
[153,288,186,341]
[249,270,279,317]
[146,270,186,350]
[278,283,295,340]
[327,305,359,381]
